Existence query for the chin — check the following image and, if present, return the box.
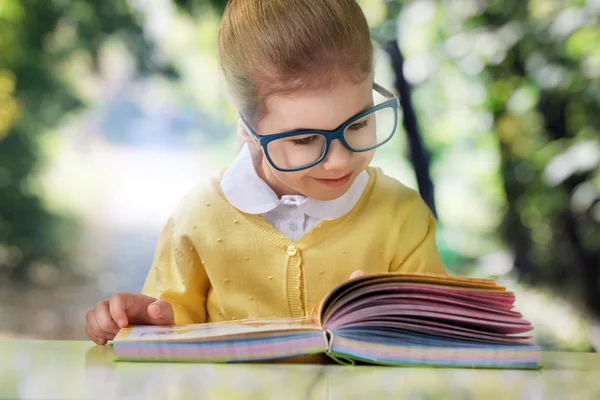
[306,185,352,201]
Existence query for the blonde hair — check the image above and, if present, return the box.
[217,0,373,124]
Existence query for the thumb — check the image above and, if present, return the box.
[147,299,175,325]
[349,270,366,280]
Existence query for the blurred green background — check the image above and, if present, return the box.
[0,0,598,351]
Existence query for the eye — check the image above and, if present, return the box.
[347,120,368,131]
[293,135,319,145]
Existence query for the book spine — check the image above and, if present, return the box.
[323,329,333,353]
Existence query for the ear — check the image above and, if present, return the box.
[237,119,260,149]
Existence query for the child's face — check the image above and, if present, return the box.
[249,78,375,200]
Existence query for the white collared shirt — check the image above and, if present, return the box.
[221,144,369,241]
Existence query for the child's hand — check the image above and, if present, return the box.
[85,293,174,345]
[349,270,366,279]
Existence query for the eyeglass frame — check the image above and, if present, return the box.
[239,82,400,172]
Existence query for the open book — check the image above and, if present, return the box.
[113,273,540,369]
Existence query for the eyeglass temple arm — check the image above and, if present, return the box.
[239,114,261,144]
[373,82,396,100]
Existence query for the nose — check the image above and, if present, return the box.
[321,139,352,171]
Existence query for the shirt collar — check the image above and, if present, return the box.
[221,144,369,220]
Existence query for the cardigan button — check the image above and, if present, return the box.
[287,245,298,257]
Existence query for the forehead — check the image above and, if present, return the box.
[256,78,374,134]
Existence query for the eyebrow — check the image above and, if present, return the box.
[356,102,375,115]
[283,101,376,133]
[336,101,375,127]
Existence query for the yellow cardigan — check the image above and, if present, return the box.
[142,167,446,324]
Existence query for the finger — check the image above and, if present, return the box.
[86,325,107,345]
[109,293,153,328]
[86,311,110,342]
[147,299,175,325]
[108,294,134,328]
[110,293,172,326]
[94,301,120,334]
[349,270,366,280]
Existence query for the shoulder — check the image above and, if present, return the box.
[366,167,434,232]
[169,169,230,228]
[368,167,426,210]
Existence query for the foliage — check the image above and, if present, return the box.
[380,0,600,318]
[1,0,598,326]
[0,0,166,281]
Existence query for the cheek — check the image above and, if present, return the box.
[357,149,375,167]
[273,169,310,187]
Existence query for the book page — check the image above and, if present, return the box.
[115,317,321,343]
[317,273,509,324]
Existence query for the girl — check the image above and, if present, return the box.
[85,0,446,345]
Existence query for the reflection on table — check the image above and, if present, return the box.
[0,340,599,399]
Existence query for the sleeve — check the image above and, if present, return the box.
[142,216,210,325]
[389,196,447,275]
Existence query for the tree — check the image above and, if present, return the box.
[476,0,600,318]
[0,0,167,281]
[377,0,600,319]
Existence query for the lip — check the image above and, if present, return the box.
[313,172,353,188]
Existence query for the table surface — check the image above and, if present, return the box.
[1,340,599,400]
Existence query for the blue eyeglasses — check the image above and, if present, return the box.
[239,83,399,172]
